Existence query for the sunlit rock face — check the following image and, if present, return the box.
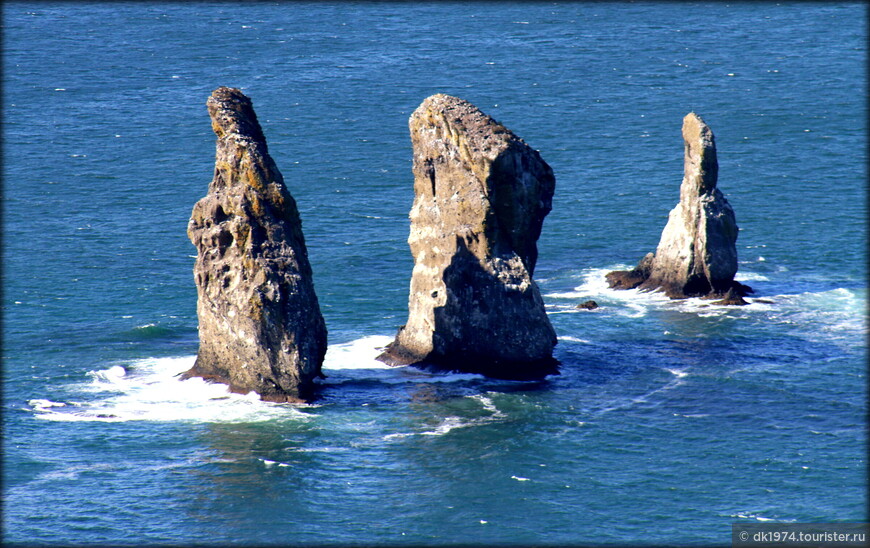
[606,112,750,301]
[183,87,327,402]
[378,94,558,379]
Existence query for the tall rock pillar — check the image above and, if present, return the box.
[182,87,327,402]
[378,94,558,379]
[606,112,750,301]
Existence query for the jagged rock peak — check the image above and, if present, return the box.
[377,94,558,379]
[681,111,718,196]
[605,112,751,301]
[207,86,267,146]
[181,87,327,402]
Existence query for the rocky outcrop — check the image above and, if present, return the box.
[181,87,327,402]
[712,287,749,306]
[377,94,558,379]
[606,112,751,300]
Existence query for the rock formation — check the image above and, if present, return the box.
[605,112,751,300]
[182,87,327,402]
[377,94,558,379]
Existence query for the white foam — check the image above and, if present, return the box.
[259,458,291,467]
[558,335,590,343]
[385,392,505,440]
[321,335,485,386]
[30,356,313,423]
[85,365,127,386]
[32,335,497,424]
[322,335,395,370]
[27,399,66,410]
[544,291,587,299]
[762,287,866,343]
[735,271,770,282]
[594,369,688,416]
[471,394,503,417]
[550,266,844,324]
[401,372,484,384]
[573,267,619,296]
[732,512,795,523]
[420,416,470,436]
[511,475,530,481]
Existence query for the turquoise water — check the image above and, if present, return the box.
[2,2,866,545]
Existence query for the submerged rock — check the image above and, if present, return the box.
[377,94,558,379]
[182,87,327,402]
[576,300,599,310]
[606,112,751,301]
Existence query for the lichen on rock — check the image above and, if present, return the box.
[606,112,751,301]
[377,94,558,379]
[182,87,327,402]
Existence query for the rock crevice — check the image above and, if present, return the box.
[378,94,558,378]
[182,87,327,402]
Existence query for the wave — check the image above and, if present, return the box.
[28,336,490,423]
[322,335,395,370]
[734,272,770,283]
[761,287,867,344]
[592,368,689,416]
[730,512,797,523]
[384,393,505,440]
[28,356,314,423]
[26,265,863,425]
[543,266,866,344]
[98,321,194,343]
[558,335,591,344]
[320,335,485,386]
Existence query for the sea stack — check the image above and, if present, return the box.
[377,94,558,379]
[605,112,751,301]
[182,87,327,402]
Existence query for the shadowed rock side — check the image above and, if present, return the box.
[377,94,558,379]
[181,87,327,402]
[606,112,751,302]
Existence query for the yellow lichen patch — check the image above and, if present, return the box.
[248,193,266,217]
[234,223,251,250]
[189,203,206,226]
[245,167,267,193]
[268,186,285,210]
[215,160,236,186]
[240,256,259,275]
[247,292,264,321]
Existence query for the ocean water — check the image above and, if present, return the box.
[2,2,866,545]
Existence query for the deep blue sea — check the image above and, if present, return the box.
[2,2,867,545]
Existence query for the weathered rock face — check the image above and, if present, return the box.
[605,112,751,300]
[182,87,327,402]
[377,94,558,379]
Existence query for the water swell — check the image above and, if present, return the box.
[543,265,866,343]
[28,356,314,423]
[27,337,492,423]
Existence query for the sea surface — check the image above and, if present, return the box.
[2,2,867,545]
